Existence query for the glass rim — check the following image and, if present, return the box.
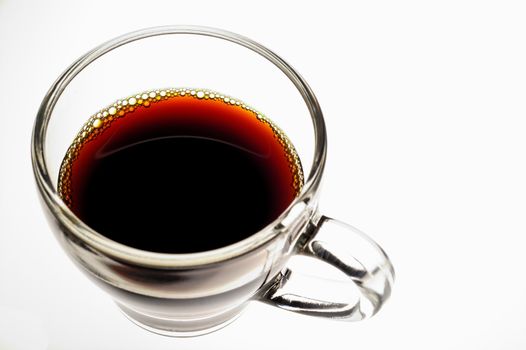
[31,25,327,268]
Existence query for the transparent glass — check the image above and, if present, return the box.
[31,25,395,337]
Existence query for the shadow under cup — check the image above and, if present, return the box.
[31,26,394,337]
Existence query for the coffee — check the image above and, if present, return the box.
[58,88,303,253]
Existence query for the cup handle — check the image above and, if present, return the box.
[260,215,395,321]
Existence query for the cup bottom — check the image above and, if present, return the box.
[116,302,246,337]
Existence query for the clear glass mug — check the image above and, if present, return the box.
[31,26,395,337]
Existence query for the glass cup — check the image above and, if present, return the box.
[31,25,395,337]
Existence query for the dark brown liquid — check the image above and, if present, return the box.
[59,89,303,253]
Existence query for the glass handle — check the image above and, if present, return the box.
[260,215,395,321]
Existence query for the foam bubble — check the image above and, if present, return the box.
[58,88,304,207]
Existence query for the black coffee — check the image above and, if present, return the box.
[58,89,303,253]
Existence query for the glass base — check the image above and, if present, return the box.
[116,302,245,337]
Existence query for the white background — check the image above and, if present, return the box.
[1,0,526,349]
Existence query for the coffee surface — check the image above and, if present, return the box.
[58,89,303,253]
